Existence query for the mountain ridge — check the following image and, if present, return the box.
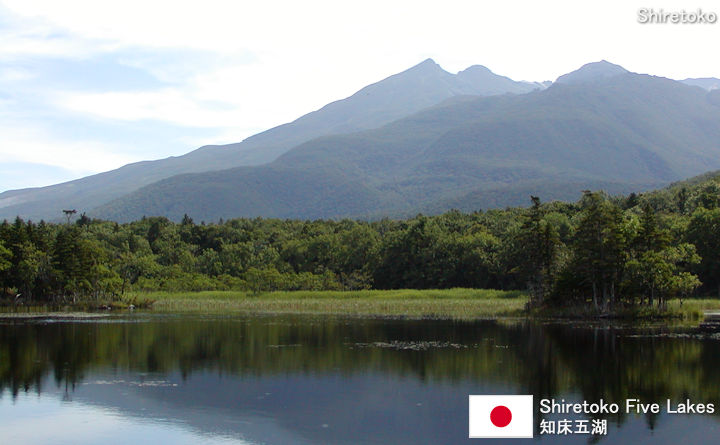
[555,60,629,84]
[0,59,542,221]
[681,77,720,91]
[91,70,720,222]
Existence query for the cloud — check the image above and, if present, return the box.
[1,0,719,193]
[0,66,35,82]
[0,32,102,60]
[3,1,720,80]
[52,56,360,133]
[0,121,136,176]
[56,88,246,128]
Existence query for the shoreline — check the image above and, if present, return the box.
[3,289,720,321]
[0,312,113,320]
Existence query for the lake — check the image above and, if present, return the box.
[1,313,719,444]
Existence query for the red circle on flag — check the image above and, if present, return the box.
[490,405,512,427]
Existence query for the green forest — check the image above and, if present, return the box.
[2,171,720,311]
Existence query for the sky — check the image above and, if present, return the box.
[1,0,719,192]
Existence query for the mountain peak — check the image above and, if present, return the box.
[418,57,438,66]
[556,60,630,84]
[404,58,445,73]
[456,64,542,95]
[459,64,493,75]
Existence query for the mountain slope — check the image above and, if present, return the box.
[0,59,540,222]
[681,78,720,91]
[93,66,720,222]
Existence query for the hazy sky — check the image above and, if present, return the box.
[1,0,719,192]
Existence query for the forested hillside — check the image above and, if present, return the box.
[94,68,720,222]
[0,59,540,222]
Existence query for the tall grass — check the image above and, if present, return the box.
[529,298,720,320]
[669,298,720,319]
[12,289,720,322]
[130,288,528,319]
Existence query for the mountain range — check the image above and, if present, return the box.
[0,59,542,222]
[1,60,719,222]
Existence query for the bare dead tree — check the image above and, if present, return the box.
[62,209,77,224]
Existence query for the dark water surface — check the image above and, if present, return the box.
[1,314,719,444]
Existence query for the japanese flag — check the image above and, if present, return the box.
[469,395,534,438]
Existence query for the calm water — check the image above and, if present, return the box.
[1,314,720,444]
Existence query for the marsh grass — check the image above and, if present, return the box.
[126,290,720,320]
[529,298,720,320]
[670,298,720,319]
[10,289,719,322]
[129,288,528,319]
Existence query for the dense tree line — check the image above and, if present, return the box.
[1,173,720,308]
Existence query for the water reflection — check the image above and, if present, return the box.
[1,315,719,444]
